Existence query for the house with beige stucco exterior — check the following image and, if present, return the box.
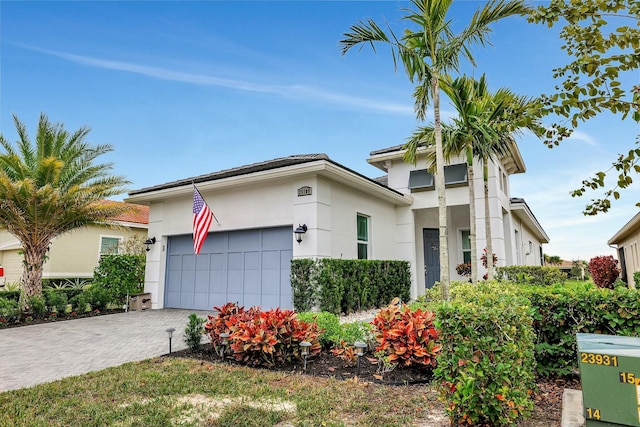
[126,144,549,311]
[608,211,640,289]
[0,202,149,285]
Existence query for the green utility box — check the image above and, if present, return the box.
[577,333,640,426]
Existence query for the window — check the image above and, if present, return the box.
[100,237,121,255]
[461,230,471,263]
[407,164,468,192]
[357,214,369,260]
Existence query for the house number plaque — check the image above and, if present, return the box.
[297,186,312,197]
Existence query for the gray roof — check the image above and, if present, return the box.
[129,153,400,196]
[370,145,404,156]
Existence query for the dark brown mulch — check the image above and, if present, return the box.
[170,343,582,427]
[0,309,126,329]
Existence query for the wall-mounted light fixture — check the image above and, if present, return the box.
[144,237,157,252]
[294,224,307,244]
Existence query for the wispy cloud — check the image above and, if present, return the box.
[22,44,414,115]
[567,130,598,146]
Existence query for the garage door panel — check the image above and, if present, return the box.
[244,251,260,269]
[262,294,280,310]
[262,227,291,249]
[228,230,260,251]
[180,292,194,308]
[209,293,226,309]
[195,271,209,293]
[228,252,244,270]
[245,271,260,294]
[193,293,209,310]
[165,227,292,310]
[166,291,181,307]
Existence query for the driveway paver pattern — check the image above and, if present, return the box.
[0,309,208,393]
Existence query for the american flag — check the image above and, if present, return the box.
[193,185,213,254]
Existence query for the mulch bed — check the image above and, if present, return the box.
[0,308,126,329]
[170,343,582,427]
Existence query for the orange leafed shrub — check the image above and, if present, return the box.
[372,298,440,367]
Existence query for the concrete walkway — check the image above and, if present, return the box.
[0,309,209,393]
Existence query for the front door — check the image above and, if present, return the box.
[423,228,440,289]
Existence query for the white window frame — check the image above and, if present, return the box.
[99,235,122,258]
[356,213,370,260]
[459,228,471,264]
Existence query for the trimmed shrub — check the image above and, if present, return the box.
[372,298,440,368]
[297,311,340,348]
[435,287,535,426]
[496,265,567,286]
[290,258,410,315]
[184,313,205,352]
[526,282,640,376]
[588,255,619,288]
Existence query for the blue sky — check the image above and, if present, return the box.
[1,1,638,262]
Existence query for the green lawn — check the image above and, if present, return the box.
[0,357,444,427]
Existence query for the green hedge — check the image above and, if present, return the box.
[525,283,640,376]
[435,284,535,426]
[0,291,20,302]
[290,259,410,315]
[496,265,567,286]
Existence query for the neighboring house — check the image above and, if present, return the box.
[126,144,548,311]
[608,211,640,288]
[0,202,149,284]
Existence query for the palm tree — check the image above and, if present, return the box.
[0,114,130,303]
[341,0,529,300]
[405,75,543,281]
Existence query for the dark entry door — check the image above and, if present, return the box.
[423,228,440,289]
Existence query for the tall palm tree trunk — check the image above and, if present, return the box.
[467,147,478,284]
[21,245,47,300]
[483,158,494,280]
[433,74,450,299]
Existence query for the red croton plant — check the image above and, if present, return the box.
[372,298,441,367]
[204,302,321,367]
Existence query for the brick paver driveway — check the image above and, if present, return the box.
[0,309,208,393]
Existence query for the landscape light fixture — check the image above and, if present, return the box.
[294,224,307,244]
[165,327,176,354]
[299,341,312,371]
[219,332,230,360]
[354,341,367,376]
[144,237,157,252]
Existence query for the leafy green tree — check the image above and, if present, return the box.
[0,114,130,302]
[341,0,529,299]
[529,0,640,215]
[405,74,542,280]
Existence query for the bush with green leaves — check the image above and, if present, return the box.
[496,265,567,286]
[92,254,145,306]
[435,287,535,426]
[291,258,410,315]
[525,282,640,376]
[27,295,47,318]
[635,271,640,288]
[45,290,68,315]
[0,298,20,323]
[297,311,341,348]
[184,313,205,352]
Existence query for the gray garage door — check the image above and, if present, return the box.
[165,227,293,310]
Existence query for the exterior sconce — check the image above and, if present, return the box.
[354,341,367,376]
[299,341,312,371]
[144,237,157,252]
[165,327,176,354]
[219,332,230,360]
[294,224,307,244]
